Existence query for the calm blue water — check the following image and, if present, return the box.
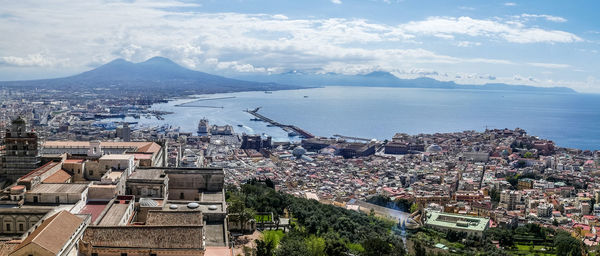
[113,86,600,150]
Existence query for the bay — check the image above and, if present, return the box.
[113,86,600,150]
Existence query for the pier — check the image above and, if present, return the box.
[244,108,315,138]
[333,134,372,142]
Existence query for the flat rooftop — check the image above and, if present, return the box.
[105,171,124,181]
[204,222,226,247]
[425,212,490,232]
[146,211,203,226]
[201,191,224,203]
[29,183,88,194]
[98,203,130,226]
[129,169,166,181]
[165,202,225,214]
[100,154,134,160]
[79,202,109,223]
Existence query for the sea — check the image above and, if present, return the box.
[109,86,600,150]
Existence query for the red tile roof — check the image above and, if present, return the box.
[42,169,72,183]
[12,211,83,255]
[18,162,59,182]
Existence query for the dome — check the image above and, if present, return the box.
[426,144,442,153]
[187,202,200,209]
[208,205,218,210]
[169,204,178,209]
[292,146,306,158]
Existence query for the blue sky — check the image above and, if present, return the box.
[0,0,599,92]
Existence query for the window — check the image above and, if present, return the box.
[19,223,23,231]
[92,254,98,256]
[89,170,94,176]
[121,253,127,256]
[5,223,10,232]
[55,196,60,203]
[180,192,184,199]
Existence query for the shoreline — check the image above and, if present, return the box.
[137,86,599,151]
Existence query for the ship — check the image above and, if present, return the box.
[197,118,210,134]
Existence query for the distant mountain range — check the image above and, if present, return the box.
[0,57,576,94]
[0,57,296,94]
[234,70,576,93]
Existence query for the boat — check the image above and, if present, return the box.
[198,118,210,134]
[237,124,244,127]
[288,131,299,137]
[250,118,262,121]
[303,96,309,98]
[264,91,273,94]
[267,124,275,127]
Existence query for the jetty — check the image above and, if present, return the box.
[333,134,372,142]
[244,107,315,138]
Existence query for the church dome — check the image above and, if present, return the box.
[426,144,442,153]
[292,146,306,158]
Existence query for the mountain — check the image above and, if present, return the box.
[0,57,576,94]
[0,57,299,94]
[234,71,576,93]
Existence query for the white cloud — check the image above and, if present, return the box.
[504,2,516,6]
[456,41,481,47]
[528,62,570,69]
[272,14,288,20]
[519,14,567,23]
[0,0,591,91]
[400,16,582,43]
[331,0,342,4]
[0,54,67,67]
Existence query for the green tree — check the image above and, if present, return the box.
[361,237,392,256]
[524,152,533,158]
[275,235,310,256]
[554,231,582,256]
[256,239,275,256]
[324,238,346,256]
[409,203,419,213]
[229,196,256,232]
[306,235,326,256]
[413,240,427,256]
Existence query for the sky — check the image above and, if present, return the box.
[0,0,599,92]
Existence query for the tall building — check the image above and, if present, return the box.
[115,123,131,142]
[241,134,272,150]
[1,117,40,183]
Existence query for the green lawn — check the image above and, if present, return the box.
[512,243,555,256]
